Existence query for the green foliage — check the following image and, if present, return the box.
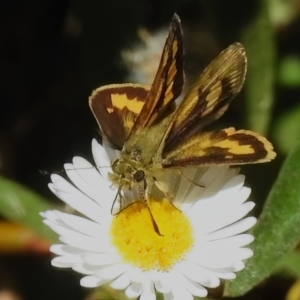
[278,56,300,87]
[225,141,300,296]
[269,0,298,27]
[0,176,57,242]
[276,251,300,278]
[242,0,275,135]
[273,104,300,155]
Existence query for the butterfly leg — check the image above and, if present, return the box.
[143,179,163,236]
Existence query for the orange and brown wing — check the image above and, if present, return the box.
[162,128,276,167]
[89,83,149,149]
[131,13,184,132]
[164,43,246,153]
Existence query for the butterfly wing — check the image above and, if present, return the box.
[162,127,276,167]
[89,13,184,149]
[161,43,276,166]
[89,83,149,149]
[163,43,247,153]
[130,13,184,133]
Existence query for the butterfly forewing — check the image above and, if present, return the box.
[131,13,184,133]
[163,43,247,153]
[89,83,149,149]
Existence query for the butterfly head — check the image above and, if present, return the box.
[109,156,146,191]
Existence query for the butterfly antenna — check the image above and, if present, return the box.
[111,187,122,215]
[62,165,111,173]
[39,169,51,175]
[39,168,67,175]
[178,169,205,188]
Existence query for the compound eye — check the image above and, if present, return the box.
[133,170,145,182]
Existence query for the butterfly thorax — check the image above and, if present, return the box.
[109,115,173,192]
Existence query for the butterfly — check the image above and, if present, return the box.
[89,13,276,211]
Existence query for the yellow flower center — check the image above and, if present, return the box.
[110,199,194,271]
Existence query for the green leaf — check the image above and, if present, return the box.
[225,141,300,296]
[273,104,300,155]
[0,176,56,241]
[242,0,275,135]
[275,251,300,278]
[278,56,300,87]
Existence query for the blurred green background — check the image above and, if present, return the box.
[1,0,300,299]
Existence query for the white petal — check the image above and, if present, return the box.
[213,175,245,203]
[140,280,156,300]
[203,216,257,241]
[206,260,245,274]
[174,167,205,209]
[127,268,143,284]
[232,260,245,272]
[52,255,83,267]
[92,139,112,180]
[172,270,208,297]
[164,274,194,300]
[236,247,253,260]
[48,183,56,194]
[180,167,230,212]
[96,264,129,281]
[41,210,63,225]
[176,261,220,288]
[44,221,108,248]
[72,263,101,275]
[50,244,84,255]
[175,262,209,286]
[185,168,238,215]
[83,253,121,266]
[191,245,252,269]
[203,234,254,248]
[207,270,236,280]
[194,201,255,236]
[50,174,108,223]
[52,211,105,237]
[125,282,142,298]
[102,137,120,161]
[153,272,172,294]
[234,186,251,205]
[65,157,114,210]
[110,272,131,290]
[60,233,113,253]
[80,275,105,287]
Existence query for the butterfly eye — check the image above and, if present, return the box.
[133,170,145,182]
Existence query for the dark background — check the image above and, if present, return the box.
[0,0,300,299]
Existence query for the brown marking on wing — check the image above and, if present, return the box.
[162,128,276,167]
[164,43,247,154]
[89,83,149,149]
[131,14,184,132]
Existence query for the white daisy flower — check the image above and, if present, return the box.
[41,139,256,300]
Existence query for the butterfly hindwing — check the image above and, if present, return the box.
[89,83,149,149]
[162,127,276,167]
